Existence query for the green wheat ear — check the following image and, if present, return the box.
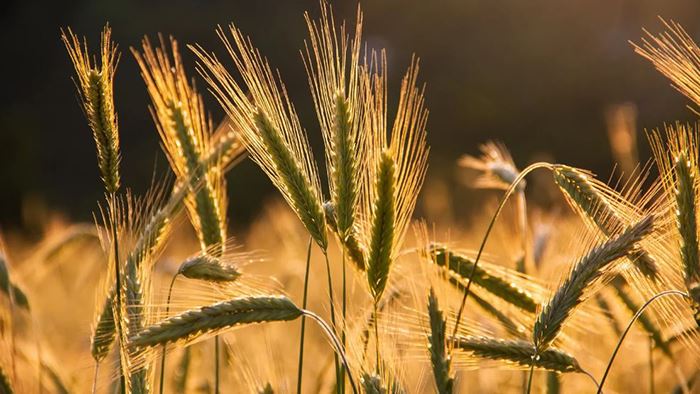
[366,151,397,301]
[533,215,654,351]
[253,110,328,249]
[427,288,453,394]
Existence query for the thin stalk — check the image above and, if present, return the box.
[159,273,179,394]
[92,363,100,394]
[373,301,380,372]
[323,251,340,393]
[516,190,529,273]
[303,310,358,394]
[451,162,552,346]
[215,336,220,394]
[526,361,535,394]
[296,237,313,394]
[597,290,690,393]
[340,248,347,394]
[109,195,126,394]
[649,334,655,394]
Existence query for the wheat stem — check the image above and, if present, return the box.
[302,310,358,394]
[451,162,552,346]
[598,290,689,393]
[159,273,178,394]
[296,237,312,394]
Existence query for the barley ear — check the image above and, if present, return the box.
[427,288,453,394]
[177,255,241,282]
[552,165,658,279]
[62,25,121,194]
[451,335,581,373]
[429,245,538,313]
[133,36,226,252]
[673,153,700,322]
[129,296,302,348]
[533,214,654,351]
[366,151,396,301]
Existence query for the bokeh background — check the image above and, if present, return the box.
[2,0,700,236]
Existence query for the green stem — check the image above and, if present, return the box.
[649,334,655,394]
[296,237,313,394]
[374,301,380,372]
[159,274,179,394]
[303,310,358,394]
[323,251,341,393]
[215,336,220,394]
[109,194,126,394]
[525,360,535,394]
[340,248,347,394]
[451,162,552,347]
[598,290,689,393]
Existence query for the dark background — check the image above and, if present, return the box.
[1,0,699,234]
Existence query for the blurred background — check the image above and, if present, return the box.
[1,0,700,237]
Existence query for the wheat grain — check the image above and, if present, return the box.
[367,152,397,301]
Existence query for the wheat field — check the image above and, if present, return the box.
[2,3,700,393]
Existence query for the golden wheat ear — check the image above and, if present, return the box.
[632,18,700,112]
[132,36,228,253]
[649,123,700,324]
[62,25,121,194]
[362,57,429,301]
[304,2,364,240]
[192,26,327,250]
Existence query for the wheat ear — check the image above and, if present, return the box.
[427,288,453,394]
[130,296,302,348]
[192,26,327,250]
[552,165,658,278]
[632,18,700,110]
[429,245,537,313]
[61,26,121,194]
[177,255,241,282]
[533,214,654,351]
[451,335,581,373]
[133,36,227,253]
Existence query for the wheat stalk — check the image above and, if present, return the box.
[533,214,654,351]
[552,164,658,278]
[324,202,366,270]
[429,245,538,313]
[61,26,121,194]
[427,288,453,394]
[451,335,581,373]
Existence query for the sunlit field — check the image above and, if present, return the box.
[3,2,700,393]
